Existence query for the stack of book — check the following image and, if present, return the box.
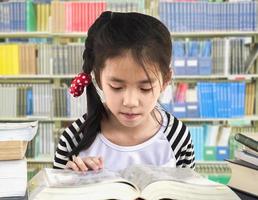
[0,121,38,198]
[226,133,258,197]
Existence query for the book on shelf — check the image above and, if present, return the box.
[244,43,258,73]
[226,159,258,197]
[29,164,240,200]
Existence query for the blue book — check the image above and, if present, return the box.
[10,2,15,31]
[19,1,25,31]
[33,0,51,3]
[159,2,166,30]
[212,83,218,118]
[198,83,206,118]
[174,3,179,32]
[227,2,234,31]
[0,4,2,32]
[198,82,211,118]
[238,82,246,117]
[173,40,186,75]
[253,1,257,30]
[229,83,234,117]
[173,41,185,57]
[231,82,238,117]
[171,2,176,32]
[189,127,201,160]
[192,2,199,31]
[4,2,10,32]
[250,1,255,31]
[26,88,33,115]
[187,41,199,57]
[225,83,231,118]
[208,82,215,118]
[186,41,199,74]
[238,2,244,31]
[200,40,212,57]
[222,82,229,118]
[216,83,224,118]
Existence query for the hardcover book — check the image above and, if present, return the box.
[30,164,240,200]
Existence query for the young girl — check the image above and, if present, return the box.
[54,11,195,172]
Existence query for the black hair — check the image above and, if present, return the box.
[69,11,172,156]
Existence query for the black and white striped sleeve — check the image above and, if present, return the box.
[164,113,195,169]
[53,116,85,169]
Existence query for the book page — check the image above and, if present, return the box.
[0,121,38,141]
[0,159,27,197]
[44,168,124,187]
[121,165,220,191]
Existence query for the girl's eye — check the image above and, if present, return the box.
[141,88,152,92]
[110,85,123,91]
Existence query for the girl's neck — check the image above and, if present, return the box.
[101,108,162,146]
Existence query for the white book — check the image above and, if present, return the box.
[224,38,230,76]
[0,159,27,197]
[205,124,220,146]
[217,126,232,146]
[235,149,258,166]
[0,121,38,141]
[30,165,240,200]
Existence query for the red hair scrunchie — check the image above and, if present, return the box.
[69,72,92,97]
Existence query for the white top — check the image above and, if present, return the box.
[78,110,176,172]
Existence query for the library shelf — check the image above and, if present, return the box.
[0,117,77,122]
[0,116,257,122]
[180,116,258,122]
[170,31,258,38]
[174,74,258,81]
[1,74,257,81]
[1,31,258,38]
[0,75,76,80]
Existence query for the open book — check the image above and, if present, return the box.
[29,165,240,200]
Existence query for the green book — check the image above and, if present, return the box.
[234,133,258,152]
[26,0,37,31]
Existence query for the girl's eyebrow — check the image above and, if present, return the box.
[108,77,156,84]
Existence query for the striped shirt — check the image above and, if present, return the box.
[54,110,195,169]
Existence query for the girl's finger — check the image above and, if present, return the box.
[98,157,104,168]
[65,160,79,171]
[83,157,100,171]
[72,155,88,172]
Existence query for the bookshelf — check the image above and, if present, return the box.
[174,74,258,80]
[1,31,258,38]
[0,117,78,122]
[0,0,258,184]
[1,116,258,123]
[1,74,258,80]
[0,75,76,79]
[171,31,258,38]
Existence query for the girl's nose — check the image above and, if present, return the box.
[122,89,139,107]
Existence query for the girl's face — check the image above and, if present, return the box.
[99,52,167,128]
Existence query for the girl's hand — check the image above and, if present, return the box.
[66,156,104,172]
